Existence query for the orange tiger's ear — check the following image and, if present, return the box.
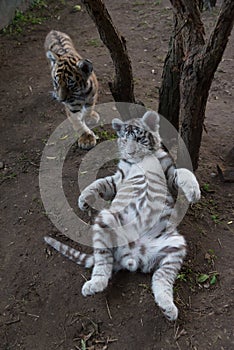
[77,59,93,79]
[46,50,58,66]
[112,118,124,132]
[142,111,160,132]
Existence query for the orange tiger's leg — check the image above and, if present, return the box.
[65,106,96,150]
[82,105,100,126]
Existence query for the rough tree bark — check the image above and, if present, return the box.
[158,14,183,131]
[81,0,136,107]
[160,0,234,169]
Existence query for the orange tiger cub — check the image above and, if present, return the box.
[45,30,99,149]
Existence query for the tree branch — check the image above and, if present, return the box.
[81,0,136,105]
[202,0,234,77]
[170,0,205,51]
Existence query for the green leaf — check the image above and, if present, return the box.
[197,274,209,283]
[81,339,86,350]
[210,275,217,285]
[203,183,210,192]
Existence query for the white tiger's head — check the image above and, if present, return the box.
[112,111,162,162]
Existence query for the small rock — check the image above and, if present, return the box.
[0,161,4,169]
[210,172,216,177]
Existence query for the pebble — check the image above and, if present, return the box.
[210,172,216,177]
[0,161,4,169]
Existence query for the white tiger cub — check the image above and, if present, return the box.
[44,111,200,321]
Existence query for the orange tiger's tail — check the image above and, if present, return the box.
[44,236,94,268]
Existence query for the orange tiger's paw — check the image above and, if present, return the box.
[78,132,96,150]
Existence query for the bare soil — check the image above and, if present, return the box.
[0,1,233,349]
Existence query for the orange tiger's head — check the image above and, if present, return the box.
[46,51,93,103]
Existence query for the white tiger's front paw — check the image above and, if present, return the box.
[176,169,201,203]
[82,277,108,296]
[78,193,92,211]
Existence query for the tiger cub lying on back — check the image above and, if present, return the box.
[45,30,99,149]
[44,111,200,321]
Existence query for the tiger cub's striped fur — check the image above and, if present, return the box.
[44,111,200,321]
[45,30,99,149]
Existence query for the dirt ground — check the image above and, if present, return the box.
[0,0,233,349]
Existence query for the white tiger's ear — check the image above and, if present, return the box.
[77,59,93,78]
[46,50,58,65]
[142,111,160,132]
[112,118,124,132]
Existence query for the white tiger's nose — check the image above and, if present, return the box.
[126,140,136,154]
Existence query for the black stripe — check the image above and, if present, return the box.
[118,168,125,179]
[122,159,132,165]
[111,178,117,194]
[69,108,82,113]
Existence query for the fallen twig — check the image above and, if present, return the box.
[5,316,20,325]
[105,298,112,320]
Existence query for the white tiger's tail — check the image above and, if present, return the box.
[44,236,94,268]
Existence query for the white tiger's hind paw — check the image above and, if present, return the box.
[82,277,108,296]
[186,185,201,203]
[162,303,178,321]
[154,291,178,321]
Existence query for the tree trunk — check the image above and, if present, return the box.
[161,0,234,170]
[81,0,137,118]
[158,13,183,132]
